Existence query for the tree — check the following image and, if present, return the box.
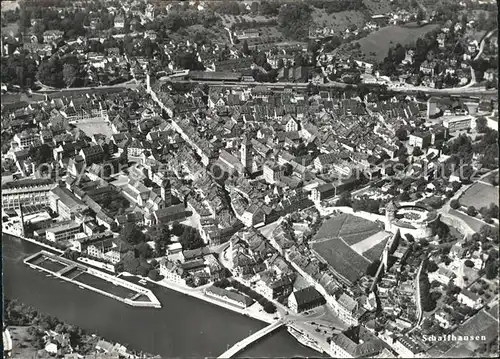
[467,206,478,217]
[430,291,442,301]
[120,222,146,245]
[37,59,64,88]
[136,242,153,258]
[395,128,408,141]
[148,269,160,281]
[450,199,460,209]
[399,191,410,201]
[137,265,150,277]
[427,261,439,273]
[62,63,78,88]
[253,51,267,67]
[488,203,499,219]
[412,146,423,156]
[464,260,474,268]
[485,260,498,280]
[336,191,352,207]
[29,144,53,166]
[278,3,312,41]
[242,39,250,55]
[476,117,488,133]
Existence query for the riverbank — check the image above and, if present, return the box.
[120,272,275,324]
[3,232,327,358]
[25,251,161,308]
[2,229,64,254]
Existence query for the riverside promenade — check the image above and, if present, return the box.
[25,251,161,308]
[2,229,64,254]
[119,272,275,324]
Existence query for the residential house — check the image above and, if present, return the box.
[457,289,483,309]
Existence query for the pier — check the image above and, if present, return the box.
[24,251,161,308]
[218,320,285,358]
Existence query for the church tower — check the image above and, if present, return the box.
[240,135,253,174]
[161,178,172,207]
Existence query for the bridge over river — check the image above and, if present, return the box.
[218,320,285,358]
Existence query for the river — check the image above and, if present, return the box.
[2,234,328,358]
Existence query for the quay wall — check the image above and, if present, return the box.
[118,273,274,324]
[24,251,161,308]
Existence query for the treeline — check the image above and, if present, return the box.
[277,3,313,42]
[231,18,278,31]
[149,9,220,33]
[210,1,279,17]
[214,279,277,313]
[419,270,437,312]
[309,0,367,14]
[4,299,95,353]
[1,52,38,89]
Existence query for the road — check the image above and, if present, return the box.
[224,27,235,45]
[473,29,497,62]
[34,79,139,94]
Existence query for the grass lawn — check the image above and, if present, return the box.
[363,0,395,14]
[459,182,499,209]
[354,24,440,62]
[311,9,366,32]
[449,209,494,233]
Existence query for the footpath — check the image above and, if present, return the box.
[118,272,276,324]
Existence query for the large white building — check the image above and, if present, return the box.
[1,179,56,209]
[46,221,82,242]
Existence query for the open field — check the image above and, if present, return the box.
[354,24,440,62]
[363,0,394,14]
[459,182,499,209]
[311,9,366,32]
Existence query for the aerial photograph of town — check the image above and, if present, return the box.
[0,0,498,358]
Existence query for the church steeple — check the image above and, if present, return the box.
[240,135,253,174]
[161,178,172,206]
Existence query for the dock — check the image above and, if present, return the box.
[24,251,161,308]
